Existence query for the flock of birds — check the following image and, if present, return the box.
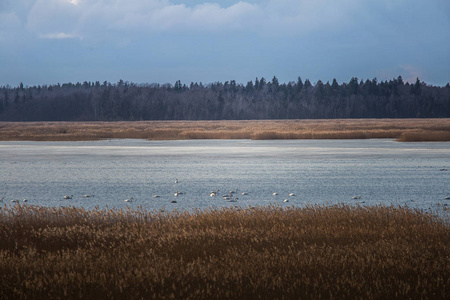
[2,179,450,205]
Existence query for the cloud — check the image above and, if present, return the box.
[0,11,26,44]
[399,65,423,84]
[39,32,81,39]
[17,0,365,41]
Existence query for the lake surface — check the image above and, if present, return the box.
[1,139,449,215]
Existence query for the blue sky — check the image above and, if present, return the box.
[1,0,449,87]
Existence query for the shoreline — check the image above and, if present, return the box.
[1,119,450,142]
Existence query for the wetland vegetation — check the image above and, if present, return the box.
[1,118,450,142]
[0,204,448,299]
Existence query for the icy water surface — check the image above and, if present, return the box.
[0,139,449,213]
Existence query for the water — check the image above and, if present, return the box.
[1,139,449,214]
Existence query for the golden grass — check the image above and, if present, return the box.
[0,119,449,142]
[0,204,448,299]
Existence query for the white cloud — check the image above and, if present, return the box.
[39,32,81,39]
[17,0,362,41]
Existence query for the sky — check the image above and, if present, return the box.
[0,0,449,87]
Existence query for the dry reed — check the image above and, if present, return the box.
[0,119,449,142]
[0,204,448,299]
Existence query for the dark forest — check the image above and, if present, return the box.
[1,76,449,121]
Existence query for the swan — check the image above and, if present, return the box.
[64,195,73,199]
[444,196,450,200]
[272,193,278,196]
[170,200,177,203]
[174,191,179,197]
[352,195,361,200]
[124,197,133,202]
[227,197,238,202]
[283,199,289,202]
[289,193,295,197]
[210,190,219,197]
[153,195,161,198]
[23,199,28,202]
[84,194,94,198]
[241,192,248,195]
[175,179,178,183]
[229,189,238,194]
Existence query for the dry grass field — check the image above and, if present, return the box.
[0,119,449,141]
[0,204,448,299]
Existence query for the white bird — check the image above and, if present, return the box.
[444,196,450,200]
[175,179,178,184]
[289,193,295,197]
[227,197,238,202]
[229,189,238,194]
[352,195,361,200]
[23,199,28,202]
[174,191,179,197]
[272,193,278,196]
[241,192,248,195]
[84,194,94,198]
[124,197,133,202]
[153,195,161,198]
[64,195,73,199]
[283,199,289,202]
[210,190,219,197]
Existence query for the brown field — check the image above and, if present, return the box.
[0,119,450,142]
[0,204,448,299]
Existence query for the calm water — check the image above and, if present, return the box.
[1,139,449,214]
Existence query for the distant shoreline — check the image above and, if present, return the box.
[1,119,450,142]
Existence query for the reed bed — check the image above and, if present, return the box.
[0,204,448,299]
[0,119,449,141]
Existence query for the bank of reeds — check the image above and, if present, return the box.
[0,204,448,299]
[0,119,449,142]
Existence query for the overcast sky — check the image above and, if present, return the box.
[1,0,449,87]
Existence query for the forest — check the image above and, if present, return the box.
[0,76,449,121]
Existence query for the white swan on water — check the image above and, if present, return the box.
[124,197,133,202]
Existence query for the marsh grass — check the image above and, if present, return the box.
[0,119,449,142]
[0,204,448,299]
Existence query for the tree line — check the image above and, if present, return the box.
[0,76,449,121]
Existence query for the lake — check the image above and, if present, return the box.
[1,139,449,214]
